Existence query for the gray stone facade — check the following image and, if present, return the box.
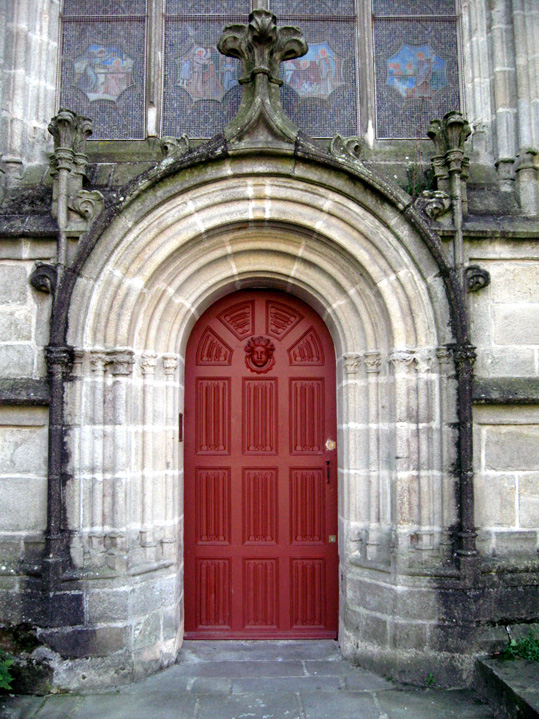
[0,0,538,692]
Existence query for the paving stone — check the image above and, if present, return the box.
[175,659,305,678]
[232,675,343,694]
[196,692,302,719]
[303,659,356,676]
[0,695,45,719]
[76,692,197,719]
[343,671,394,691]
[375,688,494,718]
[300,690,380,719]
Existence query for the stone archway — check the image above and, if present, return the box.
[40,148,471,686]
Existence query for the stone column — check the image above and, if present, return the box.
[162,354,178,561]
[140,353,158,559]
[106,350,134,571]
[460,0,493,159]
[43,345,73,588]
[364,351,382,560]
[512,0,539,215]
[88,351,107,565]
[415,350,435,551]
[436,346,457,553]
[67,349,85,568]
[489,0,517,192]
[342,353,368,554]
[1,0,60,182]
[389,350,417,550]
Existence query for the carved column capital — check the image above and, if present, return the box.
[163,354,179,375]
[451,343,477,374]
[343,353,362,374]
[110,350,135,376]
[141,353,158,376]
[89,351,108,373]
[363,350,382,374]
[436,346,454,371]
[389,350,416,371]
[46,345,74,375]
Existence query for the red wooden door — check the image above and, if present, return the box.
[184,290,338,638]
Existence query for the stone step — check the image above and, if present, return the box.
[475,658,539,719]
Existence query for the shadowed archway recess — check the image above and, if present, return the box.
[39,8,478,687]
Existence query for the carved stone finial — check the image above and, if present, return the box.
[428,111,471,176]
[217,9,308,147]
[160,135,190,161]
[465,265,491,292]
[30,262,58,294]
[414,190,451,221]
[48,110,92,167]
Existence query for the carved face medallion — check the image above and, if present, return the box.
[245,335,276,374]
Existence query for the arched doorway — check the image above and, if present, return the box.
[184,290,338,638]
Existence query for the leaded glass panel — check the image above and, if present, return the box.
[165,0,249,14]
[63,0,146,16]
[373,11,460,138]
[373,0,456,16]
[59,7,146,139]
[162,16,245,138]
[279,18,358,138]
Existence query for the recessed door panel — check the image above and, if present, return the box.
[185,290,338,638]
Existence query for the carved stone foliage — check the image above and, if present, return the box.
[363,351,382,374]
[217,9,308,146]
[160,134,190,161]
[30,262,58,295]
[414,190,451,221]
[465,265,491,292]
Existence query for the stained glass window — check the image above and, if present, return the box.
[161,3,249,139]
[277,1,359,138]
[58,1,461,142]
[373,0,460,139]
[59,0,147,140]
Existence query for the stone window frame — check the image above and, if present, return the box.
[57,0,464,141]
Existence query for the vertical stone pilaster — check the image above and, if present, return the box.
[140,353,158,557]
[364,351,382,559]
[162,354,178,560]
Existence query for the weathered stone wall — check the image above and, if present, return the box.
[0,0,537,692]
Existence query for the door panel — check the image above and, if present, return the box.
[184,290,337,638]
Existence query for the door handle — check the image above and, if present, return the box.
[326,459,330,483]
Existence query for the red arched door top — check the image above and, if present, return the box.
[184,290,338,638]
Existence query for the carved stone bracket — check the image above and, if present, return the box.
[217,9,308,147]
[465,265,491,292]
[414,190,451,222]
[109,350,135,376]
[428,111,471,201]
[329,135,367,172]
[160,135,190,161]
[30,262,58,295]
